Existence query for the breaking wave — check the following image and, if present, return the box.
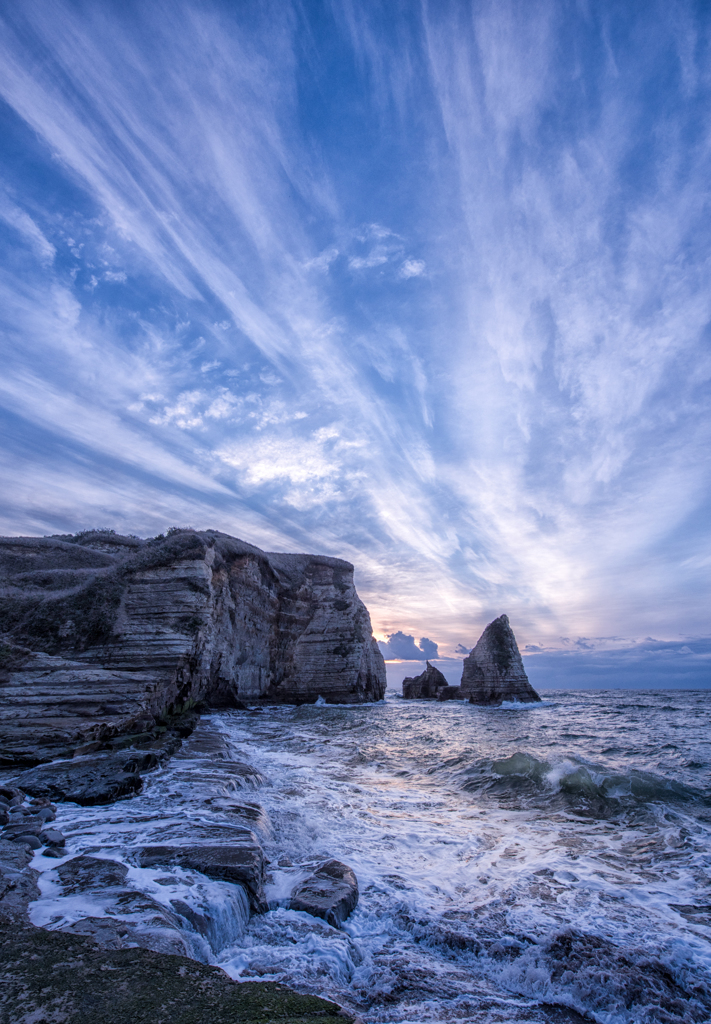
[449,750,710,815]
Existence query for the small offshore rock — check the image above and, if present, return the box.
[459,614,541,706]
[289,859,359,928]
[402,661,449,700]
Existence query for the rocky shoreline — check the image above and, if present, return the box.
[0,714,359,1023]
[0,526,383,1022]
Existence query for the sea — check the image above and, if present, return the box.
[27,689,711,1024]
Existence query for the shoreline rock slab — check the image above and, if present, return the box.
[460,615,541,706]
[289,859,359,928]
[135,832,267,913]
[15,750,150,805]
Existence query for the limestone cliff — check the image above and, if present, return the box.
[0,529,386,763]
[459,614,540,705]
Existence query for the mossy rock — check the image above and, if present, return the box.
[0,921,354,1023]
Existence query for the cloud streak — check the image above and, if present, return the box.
[0,0,709,683]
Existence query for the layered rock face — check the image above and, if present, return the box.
[460,615,540,705]
[0,529,386,763]
[402,661,450,699]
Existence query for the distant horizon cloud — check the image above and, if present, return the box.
[378,632,439,661]
[0,1,710,686]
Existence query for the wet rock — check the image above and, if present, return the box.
[0,787,23,803]
[1,819,43,839]
[34,805,56,822]
[0,529,385,764]
[289,859,359,927]
[56,854,130,891]
[202,798,271,835]
[12,833,42,849]
[54,855,193,956]
[135,829,267,913]
[402,661,450,699]
[0,838,40,923]
[15,751,146,805]
[40,828,65,847]
[460,614,541,705]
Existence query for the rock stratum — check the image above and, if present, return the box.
[0,528,386,765]
[460,614,541,705]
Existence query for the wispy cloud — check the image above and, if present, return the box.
[0,0,709,679]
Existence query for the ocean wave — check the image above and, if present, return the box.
[450,750,710,813]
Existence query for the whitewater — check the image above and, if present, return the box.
[27,689,711,1023]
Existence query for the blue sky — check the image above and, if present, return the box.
[0,0,710,686]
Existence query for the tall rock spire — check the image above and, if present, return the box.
[460,615,540,705]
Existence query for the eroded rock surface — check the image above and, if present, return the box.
[289,859,359,927]
[460,615,540,705]
[402,661,450,699]
[0,529,386,764]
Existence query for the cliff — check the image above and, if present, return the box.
[0,528,386,764]
[459,614,541,705]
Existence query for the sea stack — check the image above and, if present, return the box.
[460,614,540,705]
[402,661,450,699]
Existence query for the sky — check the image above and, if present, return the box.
[0,0,709,687]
